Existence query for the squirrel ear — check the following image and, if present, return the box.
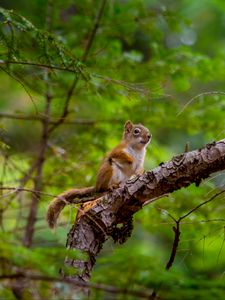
[124,120,133,134]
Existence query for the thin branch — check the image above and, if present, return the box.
[47,76,79,133]
[0,65,38,113]
[166,221,180,270]
[0,112,123,125]
[0,273,154,299]
[179,190,225,221]
[22,2,55,246]
[0,112,47,122]
[0,186,56,198]
[48,0,107,133]
[0,112,96,124]
[0,60,150,96]
[94,73,149,95]
[0,186,105,206]
[0,59,78,73]
[153,218,225,226]
[165,190,225,270]
[81,0,107,62]
[177,91,225,116]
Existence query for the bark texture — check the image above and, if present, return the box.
[65,139,225,280]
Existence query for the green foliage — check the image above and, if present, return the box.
[0,0,225,299]
[0,7,84,71]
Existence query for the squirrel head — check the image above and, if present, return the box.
[123,120,152,150]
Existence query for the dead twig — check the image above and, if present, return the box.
[165,190,225,270]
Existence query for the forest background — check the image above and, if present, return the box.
[0,0,225,299]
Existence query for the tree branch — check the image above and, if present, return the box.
[0,60,76,73]
[22,94,52,247]
[0,186,105,206]
[64,138,225,280]
[48,0,107,133]
[165,190,225,270]
[0,273,154,299]
[81,0,107,62]
[166,221,180,270]
[22,3,54,246]
[0,112,123,125]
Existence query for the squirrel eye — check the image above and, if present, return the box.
[133,128,141,135]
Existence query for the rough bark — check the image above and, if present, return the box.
[65,139,225,280]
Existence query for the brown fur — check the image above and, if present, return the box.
[46,121,151,228]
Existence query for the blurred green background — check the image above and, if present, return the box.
[0,0,225,299]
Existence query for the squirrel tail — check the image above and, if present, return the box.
[46,186,96,228]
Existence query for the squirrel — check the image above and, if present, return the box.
[46,120,151,228]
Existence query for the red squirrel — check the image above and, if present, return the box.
[46,120,151,228]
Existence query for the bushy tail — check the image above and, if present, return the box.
[46,186,96,228]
